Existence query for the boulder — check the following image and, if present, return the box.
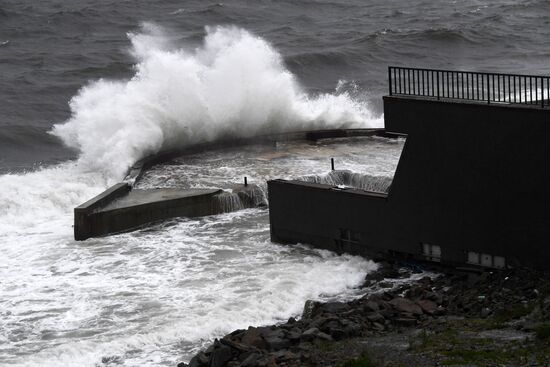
[363,300,380,312]
[240,352,261,367]
[208,341,233,367]
[264,336,290,351]
[300,327,319,342]
[316,331,333,341]
[417,299,438,315]
[389,297,423,315]
[188,352,208,367]
[321,301,350,314]
[220,338,250,353]
[343,322,362,337]
[241,327,267,349]
[366,312,385,323]
[302,300,321,319]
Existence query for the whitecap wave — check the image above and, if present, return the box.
[51,23,382,180]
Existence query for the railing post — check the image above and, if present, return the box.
[541,77,544,108]
[388,67,392,96]
[436,71,440,100]
[486,74,490,104]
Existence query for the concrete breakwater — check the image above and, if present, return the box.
[74,128,393,240]
[179,264,550,367]
[74,184,266,240]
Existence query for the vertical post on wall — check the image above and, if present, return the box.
[436,71,440,100]
[485,74,491,104]
[331,158,335,171]
[388,67,393,96]
[541,77,544,108]
[244,177,248,186]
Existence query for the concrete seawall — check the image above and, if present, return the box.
[75,128,387,241]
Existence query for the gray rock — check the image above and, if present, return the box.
[343,322,362,337]
[317,331,333,341]
[263,329,285,340]
[208,342,233,367]
[272,350,295,362]
[380,309,396,319]
[241,327,267,349]
[240,352,260,366]
[389,297,423,315]
[264,336,290,351]
[364,300,380,312]
[302,300,321,319]
[221,338,250,353]
[300,327,319,342]
[308,317,328,329]
[321,301,350,314]
[366,312,385,323]
[188,352,209,367]
[287,330,301,342]
[417,299,438,315]
[256,356,277,367]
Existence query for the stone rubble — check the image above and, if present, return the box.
[177,262,550,367]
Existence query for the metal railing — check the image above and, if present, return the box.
[388,66,550,108]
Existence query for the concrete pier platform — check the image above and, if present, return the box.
[75,186,222,240]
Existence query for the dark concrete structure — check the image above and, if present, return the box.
[269,68,550,270]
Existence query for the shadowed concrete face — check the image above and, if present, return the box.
[75,187,223,240]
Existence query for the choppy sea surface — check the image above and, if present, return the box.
[1,1,549,365]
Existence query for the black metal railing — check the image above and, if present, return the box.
[388,66,550,108]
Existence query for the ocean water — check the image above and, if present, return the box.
[1,0,549,365]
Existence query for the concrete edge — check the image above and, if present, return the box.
[269,179,389,199]
[74,182,131,214]
[97,189,224,214]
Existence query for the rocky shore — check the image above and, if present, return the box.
[178,262,550,367]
